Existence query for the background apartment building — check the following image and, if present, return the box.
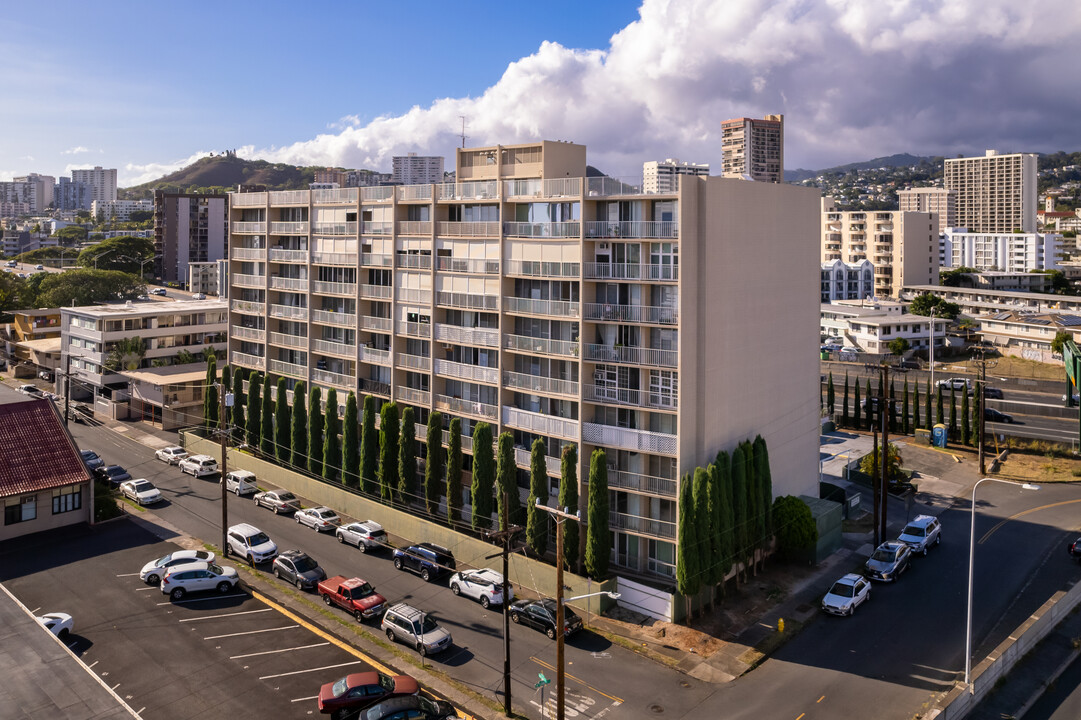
[13,174,56,212]
[897,187,954,235]
[941,228,1063,272]
[154,190,229,283]
[392,154,445,186]
[820,198,938,298]
[821,259,874,302]
[70,166,118,205]
[720,114,784,183]
[55,177,90,211]
[93,199,153,222]
[642,159,710,194]
[944,150,1037,233]
[226,140,819,581]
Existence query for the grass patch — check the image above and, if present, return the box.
[115,495,147,513]
[592,628,683,669]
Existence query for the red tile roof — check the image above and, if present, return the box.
[0,399,91,497]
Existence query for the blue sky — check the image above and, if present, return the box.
[3,0,1080,186]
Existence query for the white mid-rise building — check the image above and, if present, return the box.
[642,159,710,194]
[392,153,444,186]
[821,260,874,302]
[71,166,118,205]
[821,301,948,355]
[943,150,1037,234]
[92,199,153,222]
[941,228,1063,272]
[13,174,56,212]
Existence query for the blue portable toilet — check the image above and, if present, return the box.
[932,423,948,448]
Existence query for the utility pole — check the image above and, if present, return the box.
[63,352,71,427]
[532,502,579,720]
[974,348,995,476]
[880,363,891,547]
[218,384,232,556]
[872,405,880,547]
[483,491,522,717]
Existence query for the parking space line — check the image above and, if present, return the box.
[205,625,298,640]
[230,642,329,659]
[156,592,246,606]
[135,587,157,592]
[88,661,98,669]
[529,656,624,703]
[111,682,120,690]
[259,660,363,680]
[291,695,319,703]
[115,573,141,577]
[179,608,272,622]
[30,606,39,613]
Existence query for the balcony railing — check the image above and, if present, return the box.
[398,353,431,372]
[434,359,498,384]
[269,221,309,235]
[397,221,432,235]
[398,288,432,305]
[503,178,581,199]
[361,252,392,267]
[268,190,309,205]
[311,221,358,236]
[269,248,308,263]
[360,186,393,202]
[610,511,676,539]
[582,303,677,325]
[504,260,580,278]
[397,386,431,406]
[582,422,677,455]
[583,384,677,410]
[504,297,580,318]
[312,281,357,297]
[434,324,499,348]
[436,180,499,201]
[584,344,677,368]
[436,221,500,238]
[585,177,651,197]
[436,256,500,274]
[361,221,392,234]
[502,406,578,441]
[397,320,430,338]
[608,469,677,498]
[232,221,266,234]
[230,350,265,370]
[434,394,498,420]
[583,262,678,281]
[231,300,265,315]
[436,291,498,311]
[311,309,356,327]
[359,284,392,300]
[359,377,391,396]
[313,338,356,358]
[397,184,432,201]
[359,345,391,365]
[268,359,307,378]
[268,331,307,349]
[269,304,308,320]
[503,371,578,397]
[503,221,580,238]
[270,276,308,291]
[232,326,265,342]
[513,447,562,476]
[310,251,357,266]
[504,334,578,358]
[231,192,266,206]
[312,187,358,204]
[231,247,266,261]
[362,316,393,332]
[396,254,432,270]
[312,368,354,390]
[583,221,677,239]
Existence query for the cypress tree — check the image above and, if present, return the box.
[866,379,874,430]
[889,379,897,433]
[584,448,610,579]
[913,380,921,431]
[308,386,323,476]
[731,444,749,582]
[378,402,399,503]
[470,423,494,530]
[853,381,862,430]
[446,418,463,525]
[703,463,722,608]
[902,380,910,435]
[936,385,944,426]
[274,378,290,464]
[742,441,760,574]
[754,435,773,564]
[424,411,443,515]
[961,385,971,447]
[231,367,246,443]
[360,396,377,495]
[204,355,217,429]
[676,473,700,620]
[558,444,579,571]
[948,386,958,441]
[496,432,521,526]
[692,466,713,604]
[245,372,261,448]
[221,364,231,396]
[842,373,850,427]
[526,438,549,557]
[260,373,274,456]
[827,372,835,415]
[397,406,416,502]
[715,451,735,590]
[291,381,307,470]
[323,388,340,482]
[342,392,359,488]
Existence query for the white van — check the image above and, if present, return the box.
[223,470,258,496]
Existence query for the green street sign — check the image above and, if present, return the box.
[535,673,550,689]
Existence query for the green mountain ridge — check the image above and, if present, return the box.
[120,155,324,199]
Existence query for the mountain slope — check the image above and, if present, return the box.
[120,155,318,198]
[785,154,941,183]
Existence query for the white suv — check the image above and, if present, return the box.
[223,470,258,496]
[226,523,278,565]
[898,515,942,555]
[179,454,219,477]
[450,568,513,608]
[160,561,238,600]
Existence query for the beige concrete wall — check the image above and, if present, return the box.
[896,211,938,297]
[0,485,90,543]
[539,141,587,179]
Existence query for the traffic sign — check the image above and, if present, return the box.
[535,672,550,689]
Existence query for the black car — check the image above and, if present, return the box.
[1068,538,1081,562]
[983,387,1004,399]
[509,598,583,639]
[347,695,455,720]
[392,543,455,582]
[95,465,132,488]
[984,408,1014,423]
[272,550,326,590]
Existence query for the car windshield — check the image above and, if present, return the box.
[413,616,439,634]
[871,548,896,562]
[378,673,394,691]
[82,451,98,459]
[331,677,349,698]
[107,467,126,476]
[349,583,374,598]
[278,492,296,502]
[155,553,173,565]
[133,481,154,491]
[317,510,336,519]
[829,582,855,598]
[248,532,271,546]
[293,556,318,572]
[903,525,925,537]
[208,564,223,574]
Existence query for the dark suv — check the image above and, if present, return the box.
[393,543,455,582]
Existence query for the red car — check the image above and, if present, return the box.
[317,671,419,715]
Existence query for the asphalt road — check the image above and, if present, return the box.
[1025,652,1081,720]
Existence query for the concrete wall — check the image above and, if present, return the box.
[0,484,90,543]
[182,432,617,616]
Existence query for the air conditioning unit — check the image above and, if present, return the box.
[597,242,610,251]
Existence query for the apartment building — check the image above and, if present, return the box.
[392,154,444,186]
[897,187,954,235]
[226,139,820,581]
[720,115,784,183]
[821,198,938,298]
[642,159,710,194]
[901,284,1081,317]
[821,301,947,355]
[941,228,1063,272]
[189,260,227,297]
[154,190,229,283]
[0,181,37,217]
[55,177,91,211]
[70,166,118,205]
[820,260,874,302]
[977,310,1081,365]
[943,150,1037,233]
[13,174,56,212]
[92,199,153,222]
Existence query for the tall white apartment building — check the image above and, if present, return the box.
[392,154,444,186]
[897,187,954,235]
[721,115,784,183]
[227,139,820,581]
[92,199,153,222]
[13,174,56,212]
[943,150,1037,233]
[71,166,118,205]
[0,181,37,217]
[821,198,938,298]
[941,229,1063,272]
[642,159,710,194]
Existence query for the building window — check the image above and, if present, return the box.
[52,486,83,514]
[4,495,37,525]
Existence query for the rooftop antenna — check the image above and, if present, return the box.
[459,116,468,148]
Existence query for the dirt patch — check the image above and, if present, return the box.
[994,449,1081,484]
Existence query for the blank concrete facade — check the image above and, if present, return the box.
[944,151,1037,234]
[721,115,784,183]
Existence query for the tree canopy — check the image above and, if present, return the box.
[76,236,154,274]
[909,292,961,320]
[33,269,144,308]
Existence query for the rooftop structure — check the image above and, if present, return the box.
[721,115,784,183]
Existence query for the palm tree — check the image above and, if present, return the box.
[105,336,147,371]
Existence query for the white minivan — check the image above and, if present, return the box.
[223,470,258,496]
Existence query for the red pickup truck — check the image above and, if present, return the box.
[318,576,387,622]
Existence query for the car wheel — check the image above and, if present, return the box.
[247,554,255,567]
[170,587,186,601]
[510,612,520,624]
[295,515,302,523]
[146,573,160,585]
[394,557,403,570]
[354,609,364,622]
[935,534,941,546]
[337,533,345,544]
[421,568,431,582]
[273,567,281,579]
[234,488,241,496]
[922,546,929,557]
[386,628,396,642]
[450,583,461,596]
[217,581,232,594]
[296,578,304,590]
[323,594,333,606]
[546,626,556,640]
[358,542,367,553]
[480,596,491,609]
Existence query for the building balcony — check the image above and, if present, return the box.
[360,186,394,202]
[582,302,677,325]
[397,185,433,201]
[584,344,677,368]
[398,353,431,372]
[504,297,580,318]
[503,221,580,239]
[397,320,430,338]
[434,359,497,384]
[231,300,265,316]
[360,284,392,300]
[269,304,308,321]
[269,248,308,263]
[233,274,265,289]
[360,345,391,366]
[398,287,433,305]
[231,247,266,261]
[503,178,581,199]
[230,350,265,371]
[502,406,578,441]
[312,187,358,204]
[397,221,432,235]
[361,221,392,234]
[437,291,498,311]
[436,180,499,202]
[581,422,677,455]
[312,281,357,297]
[359,377,391,397]
[397,386,431,406]
[313,338,356,358]
[312,368,354,391]
[268,331,307,349]
[503,260,579,278]
[504,334,578,359]
[434,394,498,421]
[311,309,357,328]
[503,370,578,397]
[434,324,498,348]
[436,256,500,274]
[583,221,677,239]
[268,359,307,379]
[311,251,358,266]
[397,254,432,270]
[270,276,308,292]
[582,262,678,281]
[513,446,562,477]
[268,190,309,205]
[609,511,676,539]
[585,177,652,197]
[436,221,500,238]
[232,221,266,234]
[361,252,392,268]
[232,326,265,343]
[583,384,677,410]
[232,192,267,207]
[607,469,677,498]
[361,316,393,333]
[270,221,309,235]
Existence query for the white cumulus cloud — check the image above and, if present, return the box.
[62,146,90,155]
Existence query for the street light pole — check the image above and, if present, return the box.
[929,307,938,392]
[965,477,1039,690]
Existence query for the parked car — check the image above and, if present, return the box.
[450,568,513,608]
[984,407,1014,423]
[226,522,278,565]
[222,469,258,496]
[272,550,327,590]
[140,549,216,585]
[896,358,921,370]
[350,696,456,720]
[820,342,842,353]
[1067,537,1081,562]
[296,506,341,532]
[36,612,73,639]
[160,561,238,600]
[178,454,219,477]
[898,514,942,555]
[253,489,302,514]
[938,377,973,393]
[393,543,455,582]
[38,369,53,381]
[318,576,388,622]
[120,478,164,505]
[380,603,453,656]
[95,465,132,488]
[191,292,207,300]
[864,541,912,582]
[155,445,189,464]
[80,449,104,470]
[509,598,583,639]
[821,573,871,616]
[336,520,387,553]
[69,403,93,424]
[149,287,167,296]
[317,671,420,716]
[18,384,42,397]
[984,387,1004,399]
[34,264,44,270]
[840,346,860,355]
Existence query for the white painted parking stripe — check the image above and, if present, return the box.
[115,573,141,577]
[230,642,329,659]
[111,682,120,690]
[30,606,40,614]
[259,660,363,680]
[135,587,157,592]
[179,608,271,622]
[204,625,298,640]
[291,695,319,703]
[156,592,246,606]
[88,661,98,669]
